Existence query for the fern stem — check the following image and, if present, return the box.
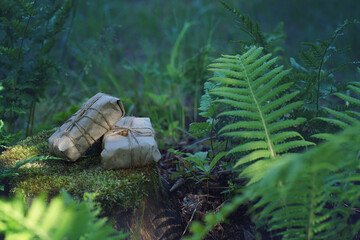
[316,41,330,117]
[239,55,276,157]
[316,21,349,117]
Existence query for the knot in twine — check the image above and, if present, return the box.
[111,126,154,138]
[109,121,155,168]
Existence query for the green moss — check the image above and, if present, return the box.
[0,130,160,213]
[0,130,55,169]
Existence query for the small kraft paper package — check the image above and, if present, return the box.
[49,93,125,161]
[101,117,161,169]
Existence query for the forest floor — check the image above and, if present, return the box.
[158,138,256,240]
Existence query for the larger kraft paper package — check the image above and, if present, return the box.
[101,117,161,169]
[49,93,125,161]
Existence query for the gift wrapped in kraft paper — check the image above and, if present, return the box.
[49,93,125,161]
[101,117,161,169]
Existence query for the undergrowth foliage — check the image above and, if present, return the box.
[208,47,314,183]
[0,190,128,240]
[0,0,73,135]
[289,20,360,119]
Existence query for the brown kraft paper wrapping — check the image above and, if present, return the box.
[101,117,161,169]
[49,93,125,161]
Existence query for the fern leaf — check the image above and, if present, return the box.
[208,76,248,87]
[208,47,312,182]
[311,133,332,141]
[333,93,360,105]
[347,84,360,95]
[211,91,252,103]
[261,91,299,114]
[208,68,245,79]
[265,101,304,122]
[258,82,294,105]
[312,82,360,137]
[218,110,260,120]
[234,150,272,167]
[219,121,264,132]
[223,131,265,139]
[267,118,307,133]
[349,81,360,87]
[271,131,305,143]
[228,141,268,154]
[345,110,360,117]
[211,86,250,96]
[274,140,314,154]
[255,68,290,97]
[322,107,358,125]
[214,99,257,112]
[252,66,284,89]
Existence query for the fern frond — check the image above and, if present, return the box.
[0,190,128,240]
[185,125,360,239]
[313,82,360,137]
[208,47,313,181]
[241,123,360,239]
[218,0,268,51]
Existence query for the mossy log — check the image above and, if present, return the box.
[0,130,182,240]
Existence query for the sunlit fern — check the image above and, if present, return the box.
[244,123,360,239]
[208,46,314,183]
[0,190,128,240]
[312,81,360,140]
[184,124,360,240]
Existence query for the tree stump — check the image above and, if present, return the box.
[0,130,183,239]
